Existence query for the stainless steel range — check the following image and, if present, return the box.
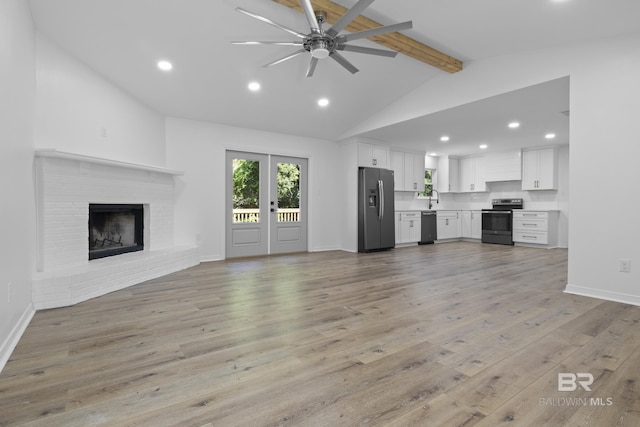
[481,198,523,245]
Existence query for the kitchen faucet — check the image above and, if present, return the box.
[428,189,440,210]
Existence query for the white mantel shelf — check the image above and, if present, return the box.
[35,149,184,176]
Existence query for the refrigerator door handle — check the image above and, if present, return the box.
[378,179,384,220]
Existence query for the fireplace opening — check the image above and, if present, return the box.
[89,204,144,260]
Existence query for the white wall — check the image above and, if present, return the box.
[34,34,166,167]
[338,141,359,253]
[566,39,640,304]
[165,118,342,261]
[343,34,640,306]
[556,145,569,249]
[0,0,37,371]
[1,13,174,371]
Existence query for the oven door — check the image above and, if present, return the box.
[481,210,514,245]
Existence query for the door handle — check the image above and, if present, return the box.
[378,179,384,220]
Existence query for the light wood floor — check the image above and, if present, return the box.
[2,242,640,426]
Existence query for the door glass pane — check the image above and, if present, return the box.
[232,158,260,223]
[277,162,300,222]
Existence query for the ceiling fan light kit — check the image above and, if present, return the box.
[308,38,332,59]
[233,0,413,77]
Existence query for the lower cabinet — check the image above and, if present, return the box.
[461,210,482,239]
[436,211,461,240]
[512,211,558,247]
[423,209,559,247]
[396,211,421,244]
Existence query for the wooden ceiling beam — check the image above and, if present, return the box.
[271,0,463,74]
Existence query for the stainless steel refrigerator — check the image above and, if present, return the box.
[358,167,395,252]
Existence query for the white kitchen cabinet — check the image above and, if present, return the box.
[512,210,559,247]
[390,150,425,192]
[358,142,388,169]
[437,156,459,193]
[396,211,421,244]
[485,150,522,182]
[437,210,461,240]
[390,151,404,191]
[522,148,557,190]
[459,156,486,192]
[461,210,482,239]
[405,152,426,192]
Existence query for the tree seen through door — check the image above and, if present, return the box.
[232,159,300,223]
[276,162,300,222]
[232,158,260,223]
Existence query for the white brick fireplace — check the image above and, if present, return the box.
[33,149,199,309]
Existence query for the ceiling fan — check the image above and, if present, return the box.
[232,0,412,77]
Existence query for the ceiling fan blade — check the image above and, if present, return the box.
[299,0,321,34]
[306,57,319,77]
[326,0,375,37]
[262,49,307,68]
[232,41,304,46]
[337,44,397,57]
[329,51,359,74]
[337,21,412,43]
[235,7,307,39]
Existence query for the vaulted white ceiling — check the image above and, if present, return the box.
[28,0,640,155]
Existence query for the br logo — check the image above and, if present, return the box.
[558,373,594,391]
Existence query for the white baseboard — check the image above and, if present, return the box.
[200,255,223,263]
[0,303,36,374]
[564,284,640,307]
[310,245,342,252]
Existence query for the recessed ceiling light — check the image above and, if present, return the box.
[545,133,556,139]
[317,98,329,107]
[479,144,488,149]
[248,81,261,91]
[157,60,173,71]
[440,136,450,142]
[508,122,520,129]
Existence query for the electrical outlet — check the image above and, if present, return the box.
[100,127,107,138]
[619,259,631,273]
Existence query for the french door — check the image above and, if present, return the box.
[226,151,308,258]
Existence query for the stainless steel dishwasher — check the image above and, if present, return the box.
[419,210,437,244]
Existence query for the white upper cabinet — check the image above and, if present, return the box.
[522,148,557,190]
[485,150,522,182]
[358,142,388,169]
[437,156,459,193]
[459,156,486,192]
[406,152,426,192]
[390,150,426,192]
